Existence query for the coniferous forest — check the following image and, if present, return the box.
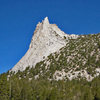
[0,69,100,100]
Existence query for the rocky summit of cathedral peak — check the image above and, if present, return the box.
[11,17,78,72]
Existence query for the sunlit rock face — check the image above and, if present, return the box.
[11,17,78,72]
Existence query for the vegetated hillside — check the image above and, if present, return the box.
[19,33,100,81]
[0,33,100,100]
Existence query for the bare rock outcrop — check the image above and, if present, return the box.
[11,17,78,72]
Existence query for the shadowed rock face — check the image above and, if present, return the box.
[11,17,78,72]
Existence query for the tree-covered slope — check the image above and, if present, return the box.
[21,33,100,81]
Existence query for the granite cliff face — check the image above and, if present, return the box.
[11,17,78,72]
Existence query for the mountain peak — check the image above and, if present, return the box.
[43,17,49,24]
[11,18,78,72]
[42,17,50,30]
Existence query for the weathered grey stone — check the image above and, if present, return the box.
[11,17,78,72]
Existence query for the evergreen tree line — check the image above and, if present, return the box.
[0,72,100,100]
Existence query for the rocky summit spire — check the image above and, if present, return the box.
[43,17,49,25]
[42,17,50,30]
[11,17,78,72]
